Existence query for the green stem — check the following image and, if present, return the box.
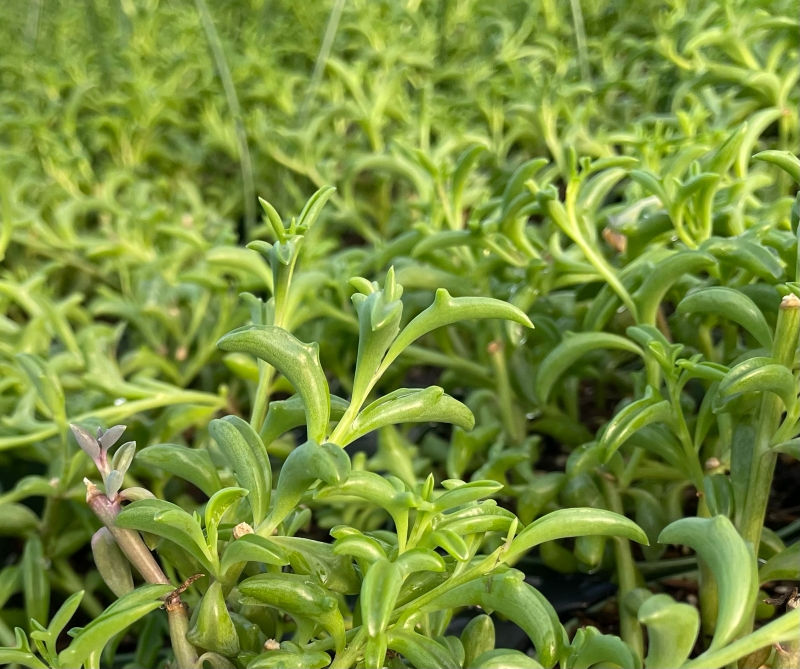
[195,0,256,239]
[301,0,346,122]
[600,476,643,658]
[569,0,589,81]
[250,363,276,434]
[488,340,524,445]
[85,484,199,666]
[740,295,800,548]
[682,609,799,669]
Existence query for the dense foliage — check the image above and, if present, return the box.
[1,0,799,667]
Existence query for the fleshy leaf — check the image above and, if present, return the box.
[658,515,757,651]
[217,326,330,442]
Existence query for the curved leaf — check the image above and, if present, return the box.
[658,515,757,650]
[716,361,796,413]
[115,499,217,576]
[505,508,649,564]
[339,387,474,446]
[237,573,345,654]
[758,542,799,584]
[677,288,773,350]
[387,629,457,669]
[220,535,289,577]
[209,417,271,526]
[637,594,699,668]
[421,569,563,668]
[261,394,349,447]
[535,333,643,404]
[217,326,330,442]
[136,445,221,497]
[381,289,532,372]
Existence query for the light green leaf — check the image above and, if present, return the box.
[339,387,474,446]
[217,326,330,442]
[658,516,757,650]
[421,570,564,668]
[677,287,773,350]
[136,445,221,497]
[505,508,648,564]
[115,499,217,576]
[637,594,699,668]
[381,289,532,374]
[209,417,270,526]
[220,534,289,577]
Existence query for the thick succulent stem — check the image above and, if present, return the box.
[85,482,199,667]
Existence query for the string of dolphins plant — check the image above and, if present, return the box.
[2,189,798,668]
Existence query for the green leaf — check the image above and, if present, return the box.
[381,289,532,373]
[187,580,240,657]
[461,615,495,669]
[421,570,564,668]
[472,649,544,669]
[505,508,649,564]
[209,417,270,526]
[677,287,773,350]
[32,590,84,659]
[22,536,48,630]
[16,354,66,426]
[220,534,289,577]
[387,629,458,669]
[261,394,349,447]
[682,608,799,669]
[394,548,446,577]
[237,573,345,654]
[753,150,800,184]
[206,246,274,292]
[452,145,488,205]
[91,528,134,597]
[332,534,387,564]
[600,392,674,462]
[535,333,643,404]
[637,594,699,668]
[432,480,503,513]
[633,251,716,325]
[701,237,784,282]
[658,516,757,650]
[264,440,350,534]
[59,600,163,668]
[758,542,799,584]
[362,559,403,638]
[217,326,330,442]
[297,185,336,229]
[0,503,41,536]
[247,648,332,668]
[115,499,217,576]
[205,487,248,550]
[136,444,222,497]
[567,627,641,669]
[268,536,360,595]
[339,387,474,446]
[716,359,797,413]
[423,529,470,561]
[772,438,800,459]
[315,470,418,521]
[0,650,47,669]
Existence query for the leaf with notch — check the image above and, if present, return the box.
[339,387,474,446]
[380,289,532,374]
